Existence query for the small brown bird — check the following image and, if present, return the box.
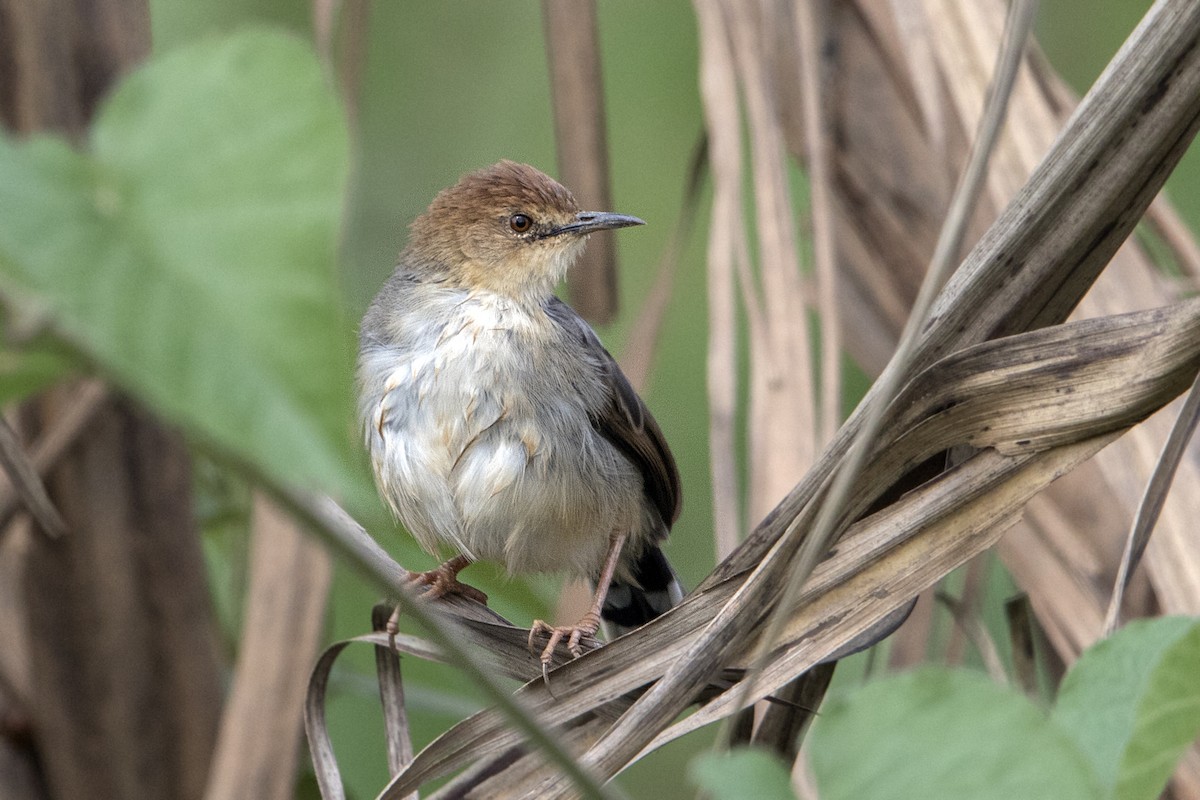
[358,161,683,668]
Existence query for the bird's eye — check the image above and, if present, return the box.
[509,214,533,233]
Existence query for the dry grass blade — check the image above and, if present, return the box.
[634,302,1200,761]
[1103,368,1200,634]
[641,436,1115,754]
[305,640,354,800]
[430,715,621,800]
[887,0,948,184]
[379,299,1200,795]
[370,605,415,785]
[918,0,1200,357]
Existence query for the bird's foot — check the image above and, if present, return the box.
[408,561,488,606]
[528,613,602,688]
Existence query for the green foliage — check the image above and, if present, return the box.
[689,748,797,800]
[810,617,1200,800]
[811,668,1100,800]
[0,28,357,495]
[1053,616,1200,800]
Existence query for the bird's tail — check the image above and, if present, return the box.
[600,545,685,637]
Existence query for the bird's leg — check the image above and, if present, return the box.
[530,531,628,681]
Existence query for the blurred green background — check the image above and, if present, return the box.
[142,1,1194,797]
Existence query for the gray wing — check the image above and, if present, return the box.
[544,297,681,531]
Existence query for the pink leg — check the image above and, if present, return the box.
[529,532,628,684]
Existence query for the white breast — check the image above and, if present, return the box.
[360,291,642,578]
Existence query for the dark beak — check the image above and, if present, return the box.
[544,211,645,238]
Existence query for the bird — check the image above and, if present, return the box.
[357,160,683,671]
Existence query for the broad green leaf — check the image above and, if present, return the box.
[0,28,354,493]
[689,748,797,800]
[1052,616,1200,800]
[810,668,1100,800]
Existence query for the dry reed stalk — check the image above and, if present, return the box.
[205,495,333,800]
[726,0,820,525]
[542,0,620,324]
[696,0,749,557]
[792,0,842,447]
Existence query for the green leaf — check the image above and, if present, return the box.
[0,28,354,493]
[689,748,797,800]
[810,667,1101,800]
[1052,616,1200,800]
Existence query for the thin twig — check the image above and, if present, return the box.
[0,379,108,535]
[720,0,1038,743]
[934,590,1008,684]
[0,417,65,537]
[1103,367,1200,634]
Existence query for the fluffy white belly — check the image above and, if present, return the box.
[361,298,641,577]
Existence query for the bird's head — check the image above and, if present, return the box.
[404,161,643,301]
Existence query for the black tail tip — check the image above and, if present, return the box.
[601,545,684,632]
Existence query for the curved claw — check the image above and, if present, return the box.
[527,615,601,691]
